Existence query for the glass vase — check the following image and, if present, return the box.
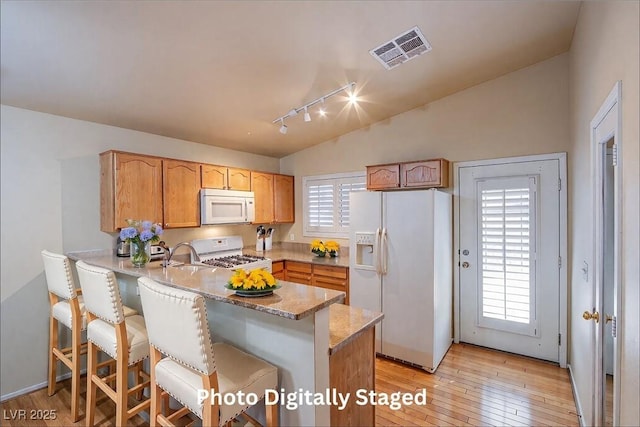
[130,240,151,268]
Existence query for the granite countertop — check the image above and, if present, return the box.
[67,249,345,321]
[244,243,350,268]
[329,304,384,354]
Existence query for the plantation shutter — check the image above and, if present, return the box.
[304,173,366,237]
[477,176,537,336]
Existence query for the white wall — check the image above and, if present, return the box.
[0,105,280,398]
[280,53,571,245]
[568,1,640,425]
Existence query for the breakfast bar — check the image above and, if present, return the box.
[67,249,383,426]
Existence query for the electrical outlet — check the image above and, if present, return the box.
[582,261,589,282]
[136,286,140,296]
[289,233,295,241]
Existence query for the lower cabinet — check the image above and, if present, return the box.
[272,261,285,280]
[284,261,349,304]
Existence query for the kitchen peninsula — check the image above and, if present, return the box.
[67,250,382,426]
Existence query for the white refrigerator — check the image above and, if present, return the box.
[349,189,452,372]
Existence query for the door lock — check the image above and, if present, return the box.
[582,310,600,323]
[461,262,470,268]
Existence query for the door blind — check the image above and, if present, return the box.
[477,176,537,335]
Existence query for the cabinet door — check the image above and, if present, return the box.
[274,174,295,223]
[228,168,251,191]
[401,159,449,188]
[163,160,200,228]
[101,151,163,232]
[251,172,274,223]
[272,261,285,280]
[201,164,227,189]
[367,164,400,190]
[285,261,312,285]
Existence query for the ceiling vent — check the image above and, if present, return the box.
[369,26,432,70]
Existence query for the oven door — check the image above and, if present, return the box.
[201,193,255,225]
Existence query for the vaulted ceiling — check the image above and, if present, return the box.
[1,1,581,158]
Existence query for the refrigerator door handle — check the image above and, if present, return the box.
[381,227,389,275]
[374,227,382,275]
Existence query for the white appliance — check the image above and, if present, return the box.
[200,189,255,225]
[190,235,272,272]
[349,189,452,372]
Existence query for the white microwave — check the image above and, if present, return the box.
[200,189,255,225]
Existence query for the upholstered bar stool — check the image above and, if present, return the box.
[137,277,279,427]
[41,250,137,422]
[75,260,151,426]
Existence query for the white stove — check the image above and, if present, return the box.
[190,236,272,272]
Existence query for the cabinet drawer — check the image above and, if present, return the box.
[272,261,284,274]
[285,261,312,274]
[286,271,312,285]
[313,265,348,280]
[312,276,347,290]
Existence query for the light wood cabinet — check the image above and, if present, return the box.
[272,261,285,280]
[250,172,295,224]
[163,159,201,228]
[283,261,349,303]
[401,158,449,188]
[367,158,450,190]
[201,165,251,191]
[366,163,400,190]
[251,172,275,223]
[284,261,312,285]
[274,174,295,223]
[100,151,163,232]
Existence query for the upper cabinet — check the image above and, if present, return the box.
[250,172,295,224]
[201,165,251,191]
[100,151,163,232]
[367,158,449,190]
[163,159,201,228]
[274,174,295,223]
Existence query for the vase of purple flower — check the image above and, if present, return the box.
[119,219,163,268]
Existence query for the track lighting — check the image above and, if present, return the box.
[272,82,356,133]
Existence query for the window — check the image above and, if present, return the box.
[303,172,366,238]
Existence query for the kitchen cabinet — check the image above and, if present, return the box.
[401,158,449,188]
[272,261,285,280]
[284,261,349,304]
[163,159,201,228]
[201,165,251,191]
[366,163,400,190]
[100,151,163,232]
[274,174,295,223]
[284,261,312,285]
[251,172,275,223]
[366,158,449,190]
[250,172,295,224]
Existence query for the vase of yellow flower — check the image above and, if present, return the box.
[225,268,280,297]
[310,239,339,257]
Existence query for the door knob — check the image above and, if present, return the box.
[461,262,470,268]
[582,310,600,323]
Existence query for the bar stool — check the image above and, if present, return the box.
[41,250,137,422]
[75,260,151,426]
[137,277,279,427]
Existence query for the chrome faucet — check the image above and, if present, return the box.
[162,242,201,267]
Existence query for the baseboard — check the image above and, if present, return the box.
[567,363,585,427]
[0,369,88,403]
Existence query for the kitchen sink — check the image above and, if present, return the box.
[169,263,214,273]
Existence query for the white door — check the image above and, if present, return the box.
[459,158,561,362]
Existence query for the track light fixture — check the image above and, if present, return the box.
[273,82,356,133]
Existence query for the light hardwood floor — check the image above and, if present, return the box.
[1,343,579,426]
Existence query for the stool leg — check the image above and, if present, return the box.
[70,324,82,422]
[47,316,58,396]
[134,361,143,400]
[266,401,279,427]
[115,325,129,427]
[150,347,161,427]
[85,342,98,427]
